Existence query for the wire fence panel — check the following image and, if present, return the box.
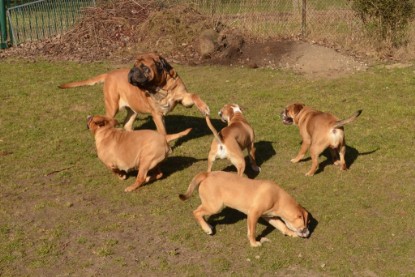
[177,0,368,50]
[7,0,95,45]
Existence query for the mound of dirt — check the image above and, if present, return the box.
[0,0,367,78]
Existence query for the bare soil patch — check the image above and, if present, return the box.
[0,1,367,78]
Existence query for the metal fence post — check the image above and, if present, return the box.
[0,0,7,48]
[301,0,307,38]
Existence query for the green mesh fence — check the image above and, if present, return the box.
[6,0,95,46]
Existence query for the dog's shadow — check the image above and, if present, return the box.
[135,114,223,147]
[208,208,319,240]
[295,143,379,175]
[221,140,277,178]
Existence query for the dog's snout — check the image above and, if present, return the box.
[299,227,310,238]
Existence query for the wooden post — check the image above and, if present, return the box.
[0,0,7,48]
[301,0,307,38]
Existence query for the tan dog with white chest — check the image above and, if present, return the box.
[205,104,260,176]
[281,103,362,176]
[179,171,310,247]
[87,115,191,192]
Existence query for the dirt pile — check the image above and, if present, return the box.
[0,0,367,78]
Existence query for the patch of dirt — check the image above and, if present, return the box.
[0,0,367,78]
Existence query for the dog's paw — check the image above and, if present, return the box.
[124,185,138,192]
[259,237,271,244]
[290,158,300,163]
[203,224,213,235]
[305,171,314,177]
[250,241,262,247]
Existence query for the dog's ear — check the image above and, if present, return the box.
[157,56,177,78]
[293,104,305,115]
[94,118,108,128]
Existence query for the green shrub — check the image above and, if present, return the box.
[352,0,414,47]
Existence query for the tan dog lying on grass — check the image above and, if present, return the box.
[179,171,310,247]
[87,115,191,192]
[205,104,260,176]
[281,103,362,176]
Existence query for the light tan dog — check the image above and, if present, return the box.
[60,52,209,135]
[87,115,191,192]
[281,103,362,176]
[179,171,310,247]
[205,104,260,176]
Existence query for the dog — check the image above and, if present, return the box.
[87,115,191,192]
[205,104,260,176]
[59,52,210,135]
[281,103,362,176]
[179,171,310,247]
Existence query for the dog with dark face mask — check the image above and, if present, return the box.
[59,52,209,134]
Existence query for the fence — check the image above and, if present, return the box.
[0,0,95,48]
[180,0,364,48]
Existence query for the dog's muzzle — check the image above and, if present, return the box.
[128,66,150,89]
[297,227,310,238]
[281,110,293,125]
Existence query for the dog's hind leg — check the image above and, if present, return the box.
[124,166,149,192]
[248,143,261,172]
[193,205,214,235]
[337,143,347,171]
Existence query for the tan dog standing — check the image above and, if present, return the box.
[281,103,362,176]
[179,171,310,247]
[205,104,260,176]
[87,115,191,192]
[60,52,209,134]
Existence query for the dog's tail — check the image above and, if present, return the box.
[333,110,362,128]
[205,116,223,144]
[165,128,192,143]
[179,172,209,201]
[58,73,108,89]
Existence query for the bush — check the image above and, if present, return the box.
[352,0,415,48]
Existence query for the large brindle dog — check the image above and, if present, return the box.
[281,103,362,176]
[59,52,210,135]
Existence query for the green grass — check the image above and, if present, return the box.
[0,59,414,276]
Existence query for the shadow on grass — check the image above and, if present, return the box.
[221,140,277,178]
[135,114,224,147]
[291,142,379,175]
[207,208,319,241]
[123,156,205,188]
[208,207,246,235]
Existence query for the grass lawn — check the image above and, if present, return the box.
[0,59,414,276]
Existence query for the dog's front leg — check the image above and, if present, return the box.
[291,138,310,163]
[262,217,297,237]
[152,113,166,135]
[181,93,210,116]
[247,211,262,247]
